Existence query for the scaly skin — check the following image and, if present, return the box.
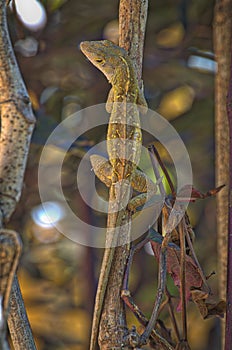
[80,40,147,350]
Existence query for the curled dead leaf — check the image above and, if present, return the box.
[151,240,203,310]
[191,289,226,319]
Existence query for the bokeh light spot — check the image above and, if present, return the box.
[14,0,47,31]
[31,202,65,228]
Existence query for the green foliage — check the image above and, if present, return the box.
[41,0,68,12]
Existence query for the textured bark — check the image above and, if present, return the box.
[8,276,37,350]
[98,215,131,350]
[0,1,36,349]
[213,0,232,346]
[225,25,232,350]
[0,1,35,221]
[119,0,148,85]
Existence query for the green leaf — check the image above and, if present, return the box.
[44,0,68,12]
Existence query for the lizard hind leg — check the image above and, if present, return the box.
[128,169,158,213]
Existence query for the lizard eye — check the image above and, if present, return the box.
[95,58,104,63]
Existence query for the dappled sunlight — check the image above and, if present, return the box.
[158,85,195,120]
[156,22,185,48]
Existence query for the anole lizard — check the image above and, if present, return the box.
[80,40,156,349]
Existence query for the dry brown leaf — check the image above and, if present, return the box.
[151,241,203,310]
[191,289,226,319]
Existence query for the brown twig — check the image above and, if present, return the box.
[139,238,168,345]
[184,218,210,293]
[121,235,174,350]
[179,221,187,342]
[122,290,175,350]
[165,288,181,342]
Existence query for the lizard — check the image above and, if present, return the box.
[80,40,157,349]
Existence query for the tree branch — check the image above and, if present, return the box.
[0,1,36,348]
[0,1,35,221]
[119,0,148,85]
[213,1,232,346]
[98,1,148,349]
[225,17,232,350]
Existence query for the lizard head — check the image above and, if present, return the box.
[80,40,129,83]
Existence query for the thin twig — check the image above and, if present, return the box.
[122,290,175,350]
[183,218,210,293]
[148,145,166,198]
[122,235,150,291]
[121,236,174,350]
[165,288,181,342]
[179,221,187,341]
[139,233,169,345]
[149,145,175,196]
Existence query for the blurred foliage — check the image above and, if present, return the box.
[5,0,221,349]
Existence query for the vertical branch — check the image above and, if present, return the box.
[98,1,148,349]
[119,0,148,85]
[0,1,36,349]
[0,1,35,221]
[213,1,232,344]
[225,28,232,350]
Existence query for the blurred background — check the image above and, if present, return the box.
[6,0,220,349]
